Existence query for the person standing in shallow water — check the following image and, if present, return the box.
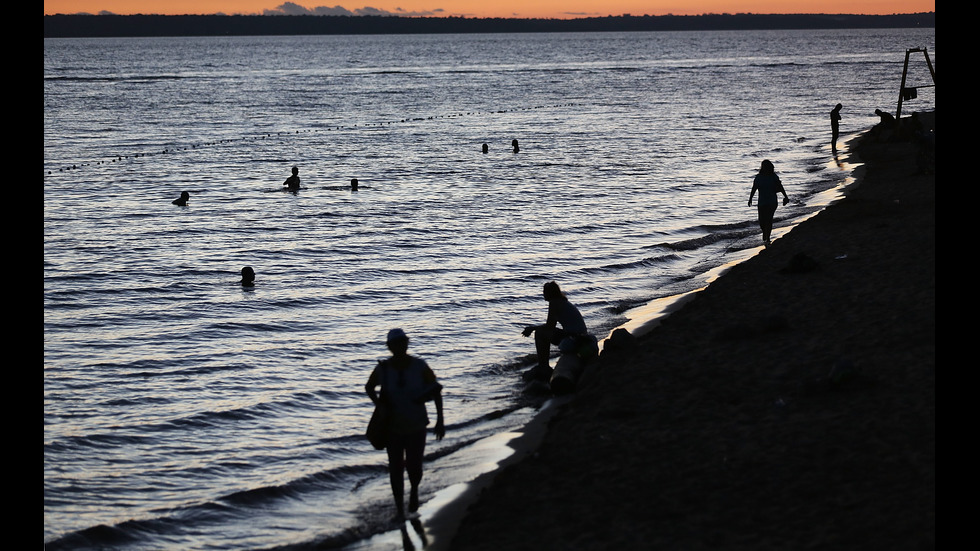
[365,328,445,520]
[830,103,843,153]
[283,166,300,190]
[748,159,789,247]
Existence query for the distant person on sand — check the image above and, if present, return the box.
[521,281,590,382]
[240,266,255,287]
[874,109,896,125]
[172,191,190,206]
[748,159,790,247]
[830,103,843,153]
[283,166,300,190]
[365,328,445,520]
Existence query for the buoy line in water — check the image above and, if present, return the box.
[44,102,584,176]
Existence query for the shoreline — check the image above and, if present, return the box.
[420,129,864,549]
[435,111,934,550]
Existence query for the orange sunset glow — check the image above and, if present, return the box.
[44,1,935,19]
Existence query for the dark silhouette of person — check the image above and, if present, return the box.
[874,108,896,125]
[512,139,520,153]
[240,266,255,286]
[283,166,300,190]
[871,109,898,141]
[365,328,445,520]
[172,191,190,206]
[748,159,789,247]
[830,103,843,153]
[521,281,589,382]
[350,178,359,191]
[482,143,489,154]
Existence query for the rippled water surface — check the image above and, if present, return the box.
[44,29,935,550]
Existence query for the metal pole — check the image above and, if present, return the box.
[923,48,936,84]
[897,49,912,119]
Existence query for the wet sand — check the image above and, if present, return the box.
[443,112,935,550]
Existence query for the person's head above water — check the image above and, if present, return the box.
[241,266,255,286]
[172,191,190,205]
[351,178,359,190]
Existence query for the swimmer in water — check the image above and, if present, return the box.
[240,266,255,286]
[512,139,519,153]
[283,166,300,190]
[172,191,190,206]
[351,178,359,191]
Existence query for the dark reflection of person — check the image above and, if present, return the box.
[521,281,589,382]
[172,191,190,206]
[283,166,300,190]
[240,266,255,287]
[747,159,789,247]
[830,103,843,153]
[365,328,445,520]
[512,139,520,153]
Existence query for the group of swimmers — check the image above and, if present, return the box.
[173,138,524,205]
[280,166,360,192]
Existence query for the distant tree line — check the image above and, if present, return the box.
[44,12,935,38]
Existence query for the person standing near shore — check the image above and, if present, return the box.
[521,281,590,382]
[830,103,843,153]
[748,159,789,247]
[365,328,445,520]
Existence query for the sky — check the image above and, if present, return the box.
[44,1,936,19]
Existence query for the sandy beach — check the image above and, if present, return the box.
[441,111,935,550]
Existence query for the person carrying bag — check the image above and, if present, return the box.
[364,328,445,519]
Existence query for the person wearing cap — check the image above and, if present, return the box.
[365,328,445,519]
[521,281,591,382]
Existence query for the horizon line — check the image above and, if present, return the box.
[45,11,937,18]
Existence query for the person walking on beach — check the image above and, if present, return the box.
[521,281,590,382]
[830,103,843,153]
[283,166,300,190]
[748,159,789,247]
[365,328,445,520]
